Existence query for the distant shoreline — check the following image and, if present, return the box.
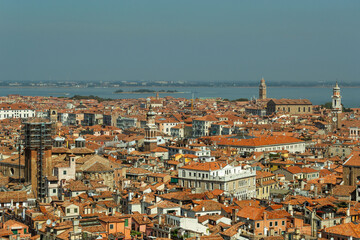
[115,92,185,94]
[3,86,360,89]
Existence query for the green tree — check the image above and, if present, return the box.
[321,102,332,109]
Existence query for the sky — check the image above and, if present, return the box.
[0,1,359,83]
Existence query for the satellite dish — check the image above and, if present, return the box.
[332,117,337,122]
[46,219,52,225]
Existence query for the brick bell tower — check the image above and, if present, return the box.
[259,77,267,100]
[143,105,158,152]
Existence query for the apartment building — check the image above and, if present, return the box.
[0,103,35,120]
[178,162,256,199]
[205,135,306,154]
[192,115,218,137]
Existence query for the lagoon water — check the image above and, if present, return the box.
[1,86,359,108]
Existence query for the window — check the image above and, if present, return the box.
[63,170,67,175]
[270,221,273,227]
[74,208,78,213]
[125,219,128,227]
[275,221,278,226]
[67,208,70,214]
[52,189,56,193]
[256,223,260,228]
[282,221,285,226]
[110,224,114,230]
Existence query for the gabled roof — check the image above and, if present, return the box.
[323,222,360,238]
[344,151,360,167]
[180,162,226,171]
[268,99,312,105]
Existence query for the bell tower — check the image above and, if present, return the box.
[143,105,157,152]
[332,82,342,114]
[331,82,342,130]
[259,77,267,100]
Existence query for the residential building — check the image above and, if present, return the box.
[192,115,218,137]
[178,162,256,199]
[0,103,36,120]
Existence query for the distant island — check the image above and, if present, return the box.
[2,80,360,89]
[114,89,182,94]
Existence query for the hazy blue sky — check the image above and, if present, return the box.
[0,1,359,82]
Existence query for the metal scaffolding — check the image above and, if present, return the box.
[22,120,54,201]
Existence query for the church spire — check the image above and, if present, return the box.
[332,81,342,114]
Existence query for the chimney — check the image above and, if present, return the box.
[231,208,239,225]
[73,219,80,233]
[288,204,294,216]
[69,154,76,169]
[300,180,305,190]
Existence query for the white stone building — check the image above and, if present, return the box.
[0,103,35,120]
[178,162,256,199]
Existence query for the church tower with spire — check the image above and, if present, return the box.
[143,105,157,152]
[331,82,342,130]
[259,77,267,100]
[332,82,342,114]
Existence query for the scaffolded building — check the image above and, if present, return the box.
[22,119,54,201]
